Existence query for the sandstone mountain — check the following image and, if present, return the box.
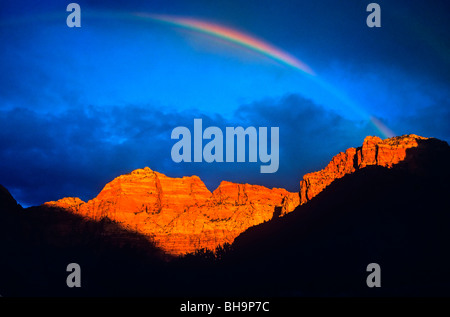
[45,169,299,255]
[299,134,442,204]
[44,134,443,256]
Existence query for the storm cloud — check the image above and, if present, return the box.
[1,94,384,206]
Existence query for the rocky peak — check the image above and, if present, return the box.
[44,168,298,255]
[299,134,445,205]
[356,134,429,169]
[45,197,85,212]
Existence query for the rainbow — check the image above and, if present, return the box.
[4,10,395,138]
[133,13,397,138]
[134,13,315,76]
[134,13,396,138]
[370,116,395,138]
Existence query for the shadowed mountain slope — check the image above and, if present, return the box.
[0,190,170,296]
[226,137,450,296]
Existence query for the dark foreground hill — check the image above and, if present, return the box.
[226,138,450,296]
[0,184,171,296]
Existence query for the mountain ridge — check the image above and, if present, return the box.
[299,134,446,204]
[44,167,299,255]
[42,134,449,255]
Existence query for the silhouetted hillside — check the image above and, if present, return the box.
[227,139,450,296]
[0,193,171,296]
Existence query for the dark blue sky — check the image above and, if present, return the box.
[1,0,449,206]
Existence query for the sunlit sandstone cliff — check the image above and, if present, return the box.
[299,134,434,204]
[45,169,299,255]
[45,134,441,255]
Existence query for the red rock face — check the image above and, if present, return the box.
[44,134,431,255]
[299,134,429,205]
[45,167,299,255]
